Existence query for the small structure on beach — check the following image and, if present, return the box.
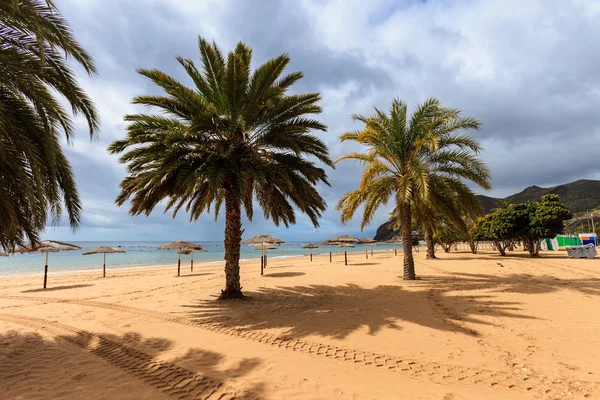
[158,241,206,277]
[302,243,319,262]
[387,236,402,256]
[242,235,284,275]
[15,240,82,288]
[324,235,360,265]
[177,247,208,272]
[359,238,378,259]
[252,244,278,266]
[82,246,125,277]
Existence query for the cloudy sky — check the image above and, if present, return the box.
[48,0,600,242]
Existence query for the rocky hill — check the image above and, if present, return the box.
[374,179,600,240]
[478,179,600,213]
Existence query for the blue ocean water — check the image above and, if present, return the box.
[0,241,403,276]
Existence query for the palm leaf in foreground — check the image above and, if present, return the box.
[0,0,99,251]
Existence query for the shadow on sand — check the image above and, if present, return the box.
[177,273,214,278]
[184,282,535,339]
[0,324,265,398]
[263,272,305,278]
[22,284,94,293]
[418,272,600,296]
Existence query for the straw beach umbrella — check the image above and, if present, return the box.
[15,240,82,288]
[326,235,360,265]
[359,238,378,259]
[302,243,319,262]
[242,235,284,275]
[178,247,208,272]
[157,241,205,276]
[387,236,402,256]
[82,246,125,277]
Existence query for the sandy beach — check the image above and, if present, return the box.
[1,249,599,399]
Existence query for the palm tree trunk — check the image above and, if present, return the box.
[220,188,243,299]
[425,226,436,259]
[401,203,416,280]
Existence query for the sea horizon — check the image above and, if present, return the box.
[0,241,404,277]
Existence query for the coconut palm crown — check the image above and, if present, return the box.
[109,37,332,299]
[0,0,99,252]
[335,98,491,279]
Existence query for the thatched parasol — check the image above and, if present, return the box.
[301,243,319,262]
[241,234,284,246]
[82,246,125,277]
[324,235,359,265]
[253,244,278,250]
[158,241,205,276]
[15,240,82,288]
[359,238,378,259]
[242,235,284,275]
[387,236,402,256]
[177,247,208,272]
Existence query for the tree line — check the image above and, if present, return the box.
[423,195,572,258]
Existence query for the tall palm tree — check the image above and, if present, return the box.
[0,0,99,251]
[336,98,491,279]
[109,38,332,299]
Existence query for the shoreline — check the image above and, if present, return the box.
[0,247,403,278]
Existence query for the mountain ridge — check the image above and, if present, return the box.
[477,179,600,214]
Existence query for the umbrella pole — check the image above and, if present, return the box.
[329,245,332,263]
[191,252,194,272]
[395,245,397,256]
[344,244,348,265]
[264,247,267,268]
[365,248,368,259]
[260,254,264,276]
[371,249,374,257]
[103,253,106,278]
[43,251,49,289]
[310,249,312,262]
[177,253,181,277]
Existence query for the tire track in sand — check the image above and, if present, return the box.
[0,313,260,400]
[1,295,597,399]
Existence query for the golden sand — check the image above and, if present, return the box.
[1,249,599,399]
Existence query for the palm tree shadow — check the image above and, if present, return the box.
[0,328,265,398]
[183,283,535,340]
